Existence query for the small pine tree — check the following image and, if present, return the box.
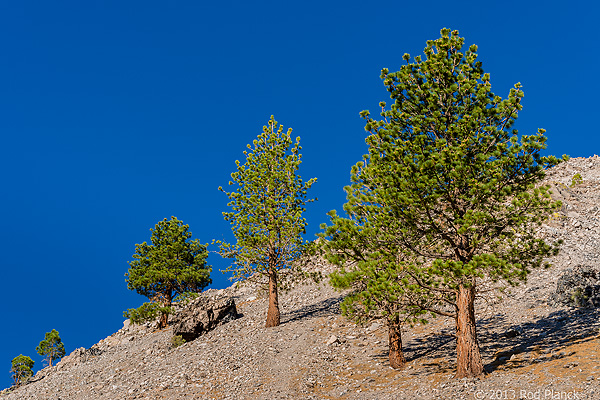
[327,251,430,369]
[126,216,212,329]
[321,200,433,369]
[10,354,34,387]
[36,329,66,367]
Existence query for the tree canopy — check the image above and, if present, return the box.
[322,28,563,377]
[219,115,317,327]
[10,354,34,387]
[126,216,211,328]
[36,329,65,367]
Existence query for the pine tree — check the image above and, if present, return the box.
[126,216,212,329]
[327,249,429,369]
[321,201,432,369]
[10,355,34,387]
[35,329,66,367]
[219,116,317,327]
[323,28,564,378]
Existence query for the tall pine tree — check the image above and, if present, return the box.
[219,116,317,327]
[323,28,564,377]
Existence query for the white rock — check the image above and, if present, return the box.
[326,335,339,346]
[368,322,381,332]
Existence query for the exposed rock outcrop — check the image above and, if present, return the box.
[171,294,238,342]
[549,265,600,307]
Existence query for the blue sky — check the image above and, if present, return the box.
[1,0,597,388]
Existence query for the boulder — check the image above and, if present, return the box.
[549,265,600,307]
[172,295,238,342]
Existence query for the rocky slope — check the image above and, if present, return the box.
[3,156,600,400]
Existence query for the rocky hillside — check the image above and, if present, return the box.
[3,156,600,400]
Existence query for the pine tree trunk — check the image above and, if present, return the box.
[265,272,280,327]
[159,291,172,329]
[388,316,406,369]
[455,283,484,378]
[159,312,168,329]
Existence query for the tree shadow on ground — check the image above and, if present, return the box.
[409,331,455,361]
[281,295,344,325]
[478,307,600,373]
[396,306,600,374]
[368,334,457,375]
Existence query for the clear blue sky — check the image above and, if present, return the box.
[1,0,597,388]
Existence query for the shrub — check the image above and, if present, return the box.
[571,287,589,307]
[171,335,186,348]
[570,173,583,187]
[123,302,172,326]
